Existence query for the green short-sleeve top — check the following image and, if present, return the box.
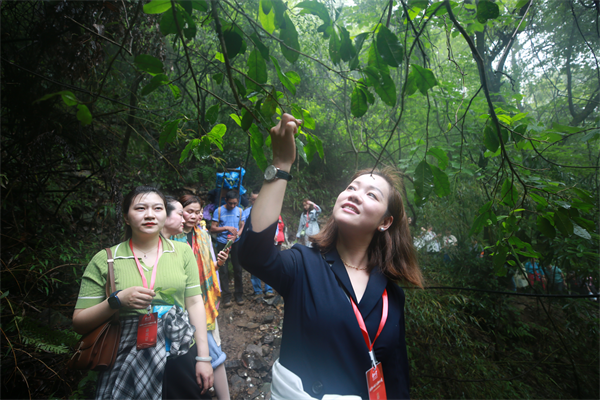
[75,237,202,317]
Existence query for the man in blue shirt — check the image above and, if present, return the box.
[212,190,245,306]
[242,191,274,299]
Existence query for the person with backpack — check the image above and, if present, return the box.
[296,199,321,247]
[211,190,245,306]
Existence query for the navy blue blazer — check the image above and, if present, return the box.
[238,217,410,399]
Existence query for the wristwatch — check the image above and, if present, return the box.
[107,290,122,309]
[264,165,293,182]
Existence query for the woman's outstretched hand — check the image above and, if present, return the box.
[271,113,302,170]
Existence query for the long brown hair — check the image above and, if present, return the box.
[310,167,423,288]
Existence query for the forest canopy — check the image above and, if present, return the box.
[1,0,598,398]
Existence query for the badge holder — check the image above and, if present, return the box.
[136,305,158,350]
[365,350,386,400]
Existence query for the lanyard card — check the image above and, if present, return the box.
[136,312,158,350]
[366,362,387,400]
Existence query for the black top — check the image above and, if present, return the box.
[238,217,410,399]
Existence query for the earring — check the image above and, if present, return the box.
[380,227,385,231]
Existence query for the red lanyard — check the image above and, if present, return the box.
[350,289,388,366]
[129,238,161,291]
[305,211,310,228]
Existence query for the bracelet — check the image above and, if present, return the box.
[195,356,212,362]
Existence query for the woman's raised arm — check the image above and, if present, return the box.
[251,113,302,232]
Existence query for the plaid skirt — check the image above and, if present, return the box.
[95,306,195,400]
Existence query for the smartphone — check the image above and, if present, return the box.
[222,239,234,252]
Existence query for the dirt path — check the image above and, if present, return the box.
[216,270,284,400]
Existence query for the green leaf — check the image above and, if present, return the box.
[34,90,77,105]
[206,104,220,125]
[261,91,278,119]
[500,178,519,207]
[516,0,530,8]
[426,147,449,170]
[270,56,296,95]
[191,0,208,11]
[409,64,438,95]
[553,208,573,237]
[168,83,181,98]
[302,109,316,130]
[247,49,268,92]
[430,165,450,197]
[141,74,170,96]
[477,0,500,24]
[376,25,403,68]
[134,55,164,74]
[469,211,490,236]
[280,14,300,63]
[313,134,324,159]
[233,78,246,98]
[304,133,317,163]
[573,224,591,240]
[493,245,508,276]
[143,0,172,14]
[529,192,548,208]
[182,9,197,39]
[241,108,254,131]
[483,124,499,153]
[214,52,225,63]
[76,104,92,126]
[213,73,223,85]
[572,216,595,232]
[373,71,396,107]
[160,6,186,36]
[536,215,556,239]
[349,32,368,70]
[351,84,368,117]
[159,120,179,148]
[249,124,268,171]
[259,0,276,34]
[414,160,434,206]
[328,26,342,65]
[296,137,308,164]
[180,139,200,163]
[286,71,301,85]
[250,33,270,60]
[368,41,389,75]
[206,124,226,151]
[177,0,193,14]
[339,26,355,62]
[223,27,244,59]
[230,113,242,127]
[296,1,331,26]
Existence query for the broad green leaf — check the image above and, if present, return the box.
[477,0,500,24]
[141,74,170,96]
[247,49,268,92]
[426,147,449,170]
[500,178,519,207]
[159,120,179,148]
[479,200,493,214]
[270,56,296,95]
[280,14,300,63]
[361,85,375,104]
[469,211,490,236]
[376,25,403,68]
[414,160,434,206]
[529,192,548,207]
[286,71,301,85]
[234,78,246,98]
[214,52,225,63]
[34,90,78,105]
[223,27,244,58]
[206,104,219,125]
[190,0,208,11]
[291,103,303,120]
[76,104,92,126]
[351,84,368,117]
[339,26,355,62]
[573,224,591,240]
[213,73,223,85]
[259,0,276,34]
[553,207,573,237]
[572,187,594,204]
[536,215,556,239]
[368,41,389,75]
[512,124,526,143]
[304,133,317,163]
[144,0,172,14]
[409,64,438,95]
[328,26,342,65]
[572,216,595,232]
[241,108,254,131]
[493,245,508,276]
[483,124,499,153]
[250,33,270,60]
[249,124,268,171]
[430,165,450,197]
[230,113,241,127]
[168,83,181,98]
[180,139,200,163]
[261,91,278,119]
[177,0,192,14]
[302,109,316,130]
[349,32,369,70]
[160,6,186,36]
[516,0,530,8]
[313,134,324,159]
[296,137,308,164]
[207,124,226,151]
[296,1,331,26]
[134,55,164,74]
[373,71,396,107]
[181,9,197,39]
[551,122,582,134]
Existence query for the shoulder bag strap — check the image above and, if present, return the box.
[105,248,119,321]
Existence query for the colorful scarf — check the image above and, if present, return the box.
[172,227,221,330]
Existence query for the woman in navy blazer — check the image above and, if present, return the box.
[238,114,423,399]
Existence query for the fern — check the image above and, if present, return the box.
[8,316,81,355]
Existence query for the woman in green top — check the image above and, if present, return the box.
[73,186,213,399]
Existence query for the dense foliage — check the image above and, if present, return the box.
[1,0,598,398]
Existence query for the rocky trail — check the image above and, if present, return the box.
[215,270,285,400]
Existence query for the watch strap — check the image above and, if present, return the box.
[275,168,293,181]
[105,248,120,319]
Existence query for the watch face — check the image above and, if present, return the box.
[108,295,120,309]
[264,165,277,181]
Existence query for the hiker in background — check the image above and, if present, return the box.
[242,191,274,299]
[442,229,457,263]
[546,264,565,293]
[424,225,440,254]
[524,258,546,290]
[296,199,321,247]
[275,215,286,250]
[212,190,245,306]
